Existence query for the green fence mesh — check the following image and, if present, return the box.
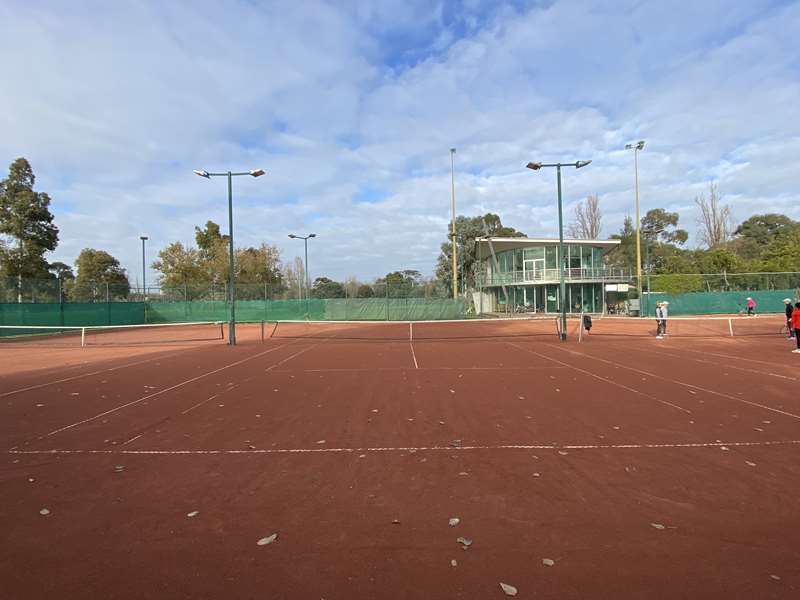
[641,289,796,316]
[0,298,465,329]
[0,302,145,327]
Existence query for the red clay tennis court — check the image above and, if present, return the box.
[2,317,799,599]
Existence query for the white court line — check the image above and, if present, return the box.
[0,352,185,398]
[410,342,419,369]
[678,346,798,370]
[508,342,693,414]
[121,433,143,446]
[42,342,300,438]
[272,366,567,373]
[8,439,800,455]
[632,345,798,382]
[547,344,800,421]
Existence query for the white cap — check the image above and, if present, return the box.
[785,298,792,303]
[747,297,752,300]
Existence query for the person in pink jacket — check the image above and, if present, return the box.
[746,297,756,316]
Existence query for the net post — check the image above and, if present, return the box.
[578,310,583,343]
[261,320,265,344]
[81,327,86,348]
[728,318,734,337]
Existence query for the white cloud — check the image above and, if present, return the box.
[1,0,798,284]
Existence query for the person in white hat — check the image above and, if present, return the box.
[746,297,756,316]
[784,298,795,339]
[655,301,666,339]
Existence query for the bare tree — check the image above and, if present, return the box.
[567,195,602,239]
[695,183,732,248]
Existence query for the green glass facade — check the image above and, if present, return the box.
[482,242,612,314]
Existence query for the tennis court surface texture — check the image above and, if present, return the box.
[2,317,799,599]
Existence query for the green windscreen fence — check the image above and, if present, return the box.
[642,289,795,316]
[146,298,464,322]
[1,298,466,330]
[0,303,146,327]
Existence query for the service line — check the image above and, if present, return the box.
[8,439,800,455]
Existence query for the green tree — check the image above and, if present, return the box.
[731,214,799,260]
[48,261,74,280]
[436,213,525,292]
[311,277,345,298]
[71,248,130,301]
[356,284,374,298]
[0,158,59,298]
[152,242,208,296]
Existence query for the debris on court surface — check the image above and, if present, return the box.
[456,537,472,547]
[451,440,462,447]
[439,421,445,425]
[533,472,541,478]
[392,519,400,524]
[449,389,455,393]
[39,508,50,516]
[36,403,44,407]
[720,446,730,451]
[257,533,278,546]
[650,523,665,530]
[754,427,764,432]
[499,582,518,596]
[771,575,781,581]
[558,450,568,456]
[371,409,379,413]
[450,559,457,567]
[316,440,326,444]
[449,518,460,527]
[187,511,199,518]
[542,558,555,566]
[458,472,469,476]
[745,461,757,467]
[358,454,366,459]
[114,465,125,473]
[70,392,79,396]
[27,477,35,483]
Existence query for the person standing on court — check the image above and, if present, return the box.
[655,301,665,339]
[785,298,795,339]
[792,302,800,353]
[746,296,756,316]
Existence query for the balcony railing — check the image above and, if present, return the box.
[479,267,631,286]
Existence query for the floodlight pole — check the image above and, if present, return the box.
[625,141,645,312]
[556,165,566,340]
[140,236,148,299]
[526,160,592,341]
[194,168,265,345]
[289,233,316,318]
[450,148,458,299]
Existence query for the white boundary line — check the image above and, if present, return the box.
[546,344,800,421]
[42,341,300,438]
[8,439,800,455]
[410,342,419,369]
[630,345,798,382]
[272,365,567,373]
[0,352,186,398]
[507,342,693,414]
[678,346,797,369]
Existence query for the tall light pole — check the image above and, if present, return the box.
[625,140,645,312]
[526,160,592,340]
[641,226,664,316]
[139,235,148,299]
[194,168,266,345]
[450,148,458,299]
[289,233,316,317]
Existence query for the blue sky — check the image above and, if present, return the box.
[1,0,799,284]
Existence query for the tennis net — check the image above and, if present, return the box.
[574,315,786,339]
[262,317,561,342]
[0,321,225,347]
